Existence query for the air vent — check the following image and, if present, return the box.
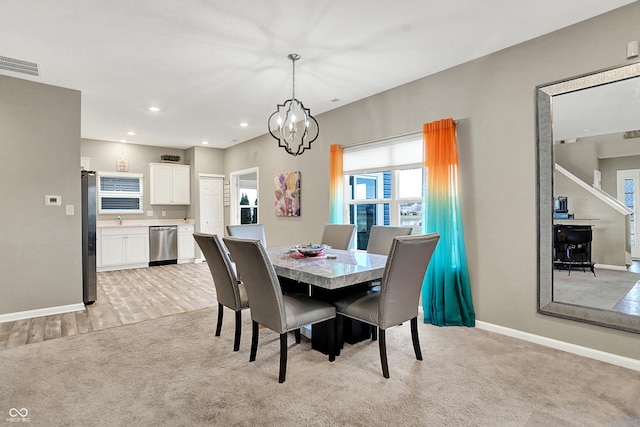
[0,55,40,76]
[623,130,640,139]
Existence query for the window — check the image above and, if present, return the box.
[239,191,258,224]
[343,134,423,250]
[97,172,144,214]
[625,178,636,247]
[230,168,259,225]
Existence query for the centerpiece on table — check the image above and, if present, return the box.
[295,244,324,257]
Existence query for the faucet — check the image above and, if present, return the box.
[118,215,123,225]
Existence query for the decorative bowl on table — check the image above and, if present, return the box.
[296,244,324,257]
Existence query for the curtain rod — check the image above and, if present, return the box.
[340,120,458,149]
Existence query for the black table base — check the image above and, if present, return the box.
[308,283,373,355]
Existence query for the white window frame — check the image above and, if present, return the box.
[229,167,259,225]
[97,171,144,214]
[345,169,423,225]
[343,133,424,249]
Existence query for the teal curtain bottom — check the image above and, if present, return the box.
[422,253,475,327]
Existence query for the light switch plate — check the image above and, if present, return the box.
[147,210,153,217]
[65,205,74,215]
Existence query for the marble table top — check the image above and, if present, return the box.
[266,246,388,290]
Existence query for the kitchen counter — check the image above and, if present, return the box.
[97,218,195,228]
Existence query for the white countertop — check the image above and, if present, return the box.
[97,219,195,228]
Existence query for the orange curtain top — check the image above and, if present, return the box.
[423,118,457,168]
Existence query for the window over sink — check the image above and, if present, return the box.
[97,171,144,214]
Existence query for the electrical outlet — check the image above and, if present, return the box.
[162,211,166,217]
[147,210,153,217]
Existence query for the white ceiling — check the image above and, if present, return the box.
[1,0,635,150]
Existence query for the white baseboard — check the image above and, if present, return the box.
[475,320,640,372]
[0,303,85,324]
[594,263,628,271]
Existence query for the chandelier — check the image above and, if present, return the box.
[268,54,319,156]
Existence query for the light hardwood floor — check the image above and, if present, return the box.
[0,262,217,350]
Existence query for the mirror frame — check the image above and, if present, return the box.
[537,61,640,334]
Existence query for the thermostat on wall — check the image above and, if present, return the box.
[45,195,62,206]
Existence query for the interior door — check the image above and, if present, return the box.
[617,169,640,259]
[199,176,224,237]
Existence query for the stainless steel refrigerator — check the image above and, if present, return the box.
[82,170,97,304]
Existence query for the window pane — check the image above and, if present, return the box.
[398,168,422,198]
[240,190,258,224]
[625,178,635,247]
[400,202,422,235]
[349,172,391,200]
[349,203,390,250]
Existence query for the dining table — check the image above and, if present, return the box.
[266,245,389,354]
[266,246,388,290]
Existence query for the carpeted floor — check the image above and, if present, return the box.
[1,307,639,427]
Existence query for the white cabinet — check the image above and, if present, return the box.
[149,163,190,205]
[178,224,195,263]
[97,227,149,271]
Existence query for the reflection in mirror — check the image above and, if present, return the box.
[537,62,640,333]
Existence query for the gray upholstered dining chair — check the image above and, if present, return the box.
[223,236,336,383]
[193,233,249,352]
[320,224,356,250]
[366,225,413,255]
[334,233,440,379]
[226,224,267,247]
[364,225,413,340]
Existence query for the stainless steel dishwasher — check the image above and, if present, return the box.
[149,225,178,266]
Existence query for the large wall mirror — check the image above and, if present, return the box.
[537,61,640,333]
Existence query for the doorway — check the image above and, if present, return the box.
[229,167,259,225]
[617,169,639,259]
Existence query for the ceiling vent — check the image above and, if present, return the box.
[623,130,640,139]
[0,55,40,76]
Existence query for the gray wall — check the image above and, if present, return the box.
[601,155,640,196]
[81,139,189,221]
[0,76,82,314]
[80,139,225,224]
[223,3,640,359]
[186,145,225,258]
[555,141,599,184]
[187,145,225,223]
[2,3,639,360]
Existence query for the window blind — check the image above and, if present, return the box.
[343,133,422,173]
[99,176,141,193]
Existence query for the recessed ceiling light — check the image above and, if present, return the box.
[240,122,248,127]
[127,131,135,136]
[201,141,209,145]
[149,106,160,112]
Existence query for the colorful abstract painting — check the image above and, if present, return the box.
[274,171,301,217]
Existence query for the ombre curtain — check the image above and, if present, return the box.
[421,118,475,326]
[329,144,344,223]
